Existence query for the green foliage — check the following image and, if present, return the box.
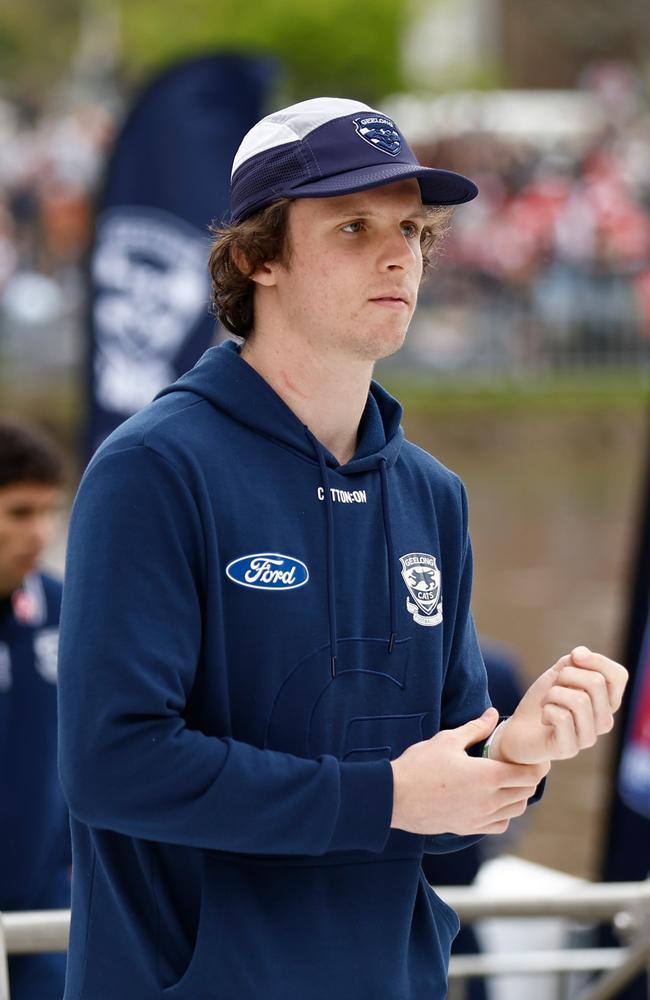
[0,0,79,97]
[378,368,650,416]
[0,0,409,104]
[120,0,407,103]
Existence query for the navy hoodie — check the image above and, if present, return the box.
[58,341,491,1000]
[1,571,70,1000]
[0,571,70,910]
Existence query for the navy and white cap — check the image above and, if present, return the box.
[229,97,478,222]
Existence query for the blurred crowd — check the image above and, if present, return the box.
[0,98,112,381]
[1,75,650,375]
[413,115,650,370]
[0,99,113,282]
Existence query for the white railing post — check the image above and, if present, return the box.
[0,915,10,1000]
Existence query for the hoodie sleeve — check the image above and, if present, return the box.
[423,477,492,855]
[440,478,491,732]
[57,443,393,856]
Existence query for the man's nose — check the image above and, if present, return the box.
[30,514,54,551]
[378,231,418,270]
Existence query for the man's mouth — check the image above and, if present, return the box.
[369,295,409,310]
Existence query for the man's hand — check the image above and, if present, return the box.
[489,646,629,766]
[389,707,550,836]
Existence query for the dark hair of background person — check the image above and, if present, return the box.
[0,419,66,490]
[207,198,453,340]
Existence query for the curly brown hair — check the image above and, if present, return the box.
[207,198,453,339]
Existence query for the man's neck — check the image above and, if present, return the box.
[240,333,373,466]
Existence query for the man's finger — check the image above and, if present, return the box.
[569,647,628,711]
[479,818,511,836]
[494,786,539,809]
[552,665,614,734]
[543,684,597,748]
[484,759,550,787]
[541,702,579,758]
[449,706,499,750]
[487,796,531,823]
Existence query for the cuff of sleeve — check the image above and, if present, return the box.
[328,758,394,853]
[528,776,546,804]
[467,714,509,759]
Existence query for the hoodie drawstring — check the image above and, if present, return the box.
[305,431,399,679]
[306,430,339,678]
[379,458,398,654]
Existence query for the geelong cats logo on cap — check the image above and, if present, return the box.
[353,115,402,156]
[400,552,443,626]
[226,553,309,591]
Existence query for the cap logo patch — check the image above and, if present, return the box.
[353,116,401,157]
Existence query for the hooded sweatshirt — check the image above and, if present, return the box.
[0,571,70,910]
[1,572,70,1000]
[58,340,491,1000]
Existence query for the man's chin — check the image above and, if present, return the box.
[367,324,409,362]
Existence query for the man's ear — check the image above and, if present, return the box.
[232,245,279,288]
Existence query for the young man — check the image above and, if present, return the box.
[58,98,628,1000]
[0,419,69,1000]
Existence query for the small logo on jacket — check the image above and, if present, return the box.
[226,553,309,591]
[400,552,443,627]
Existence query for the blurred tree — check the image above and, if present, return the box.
[121,0,407,103]
[0,0,80,99]
[0,0,410,105]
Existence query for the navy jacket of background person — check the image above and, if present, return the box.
[58,340,494,1000]
[0,571,70,1000]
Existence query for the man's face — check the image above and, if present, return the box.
[264,178,425,363]
[0,482,62,597]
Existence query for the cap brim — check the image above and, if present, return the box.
[286,162,478,206]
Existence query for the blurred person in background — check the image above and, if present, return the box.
[0,419,69,1000]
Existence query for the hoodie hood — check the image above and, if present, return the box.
[157,340,405,674]
[156,340,404,475]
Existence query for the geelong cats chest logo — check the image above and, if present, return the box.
[399,552,443,627]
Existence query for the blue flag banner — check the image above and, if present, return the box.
[619,614,650,818]
[86,53,275,454]
[599,418,650,999]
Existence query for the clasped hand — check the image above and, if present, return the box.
[389,646,628,837]
[490,645,628,765]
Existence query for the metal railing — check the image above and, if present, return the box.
[0,880,649,1000]
[0,910,69,1000]
[440,879,650,1000]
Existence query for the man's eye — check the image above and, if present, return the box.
[401,223,419,238]
[341,222,363,233]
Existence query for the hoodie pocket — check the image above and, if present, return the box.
[419,867,461,939]
[161,854,457,1000]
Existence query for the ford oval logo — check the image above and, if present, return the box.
[225,553,309,591]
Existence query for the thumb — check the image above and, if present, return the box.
[452,706,499,750]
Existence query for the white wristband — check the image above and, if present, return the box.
[482,720,506,759]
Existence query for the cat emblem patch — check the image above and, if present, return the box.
[399,552,443,627]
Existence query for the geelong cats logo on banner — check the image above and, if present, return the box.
[400,552,443,627]
[91,207,209,415]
